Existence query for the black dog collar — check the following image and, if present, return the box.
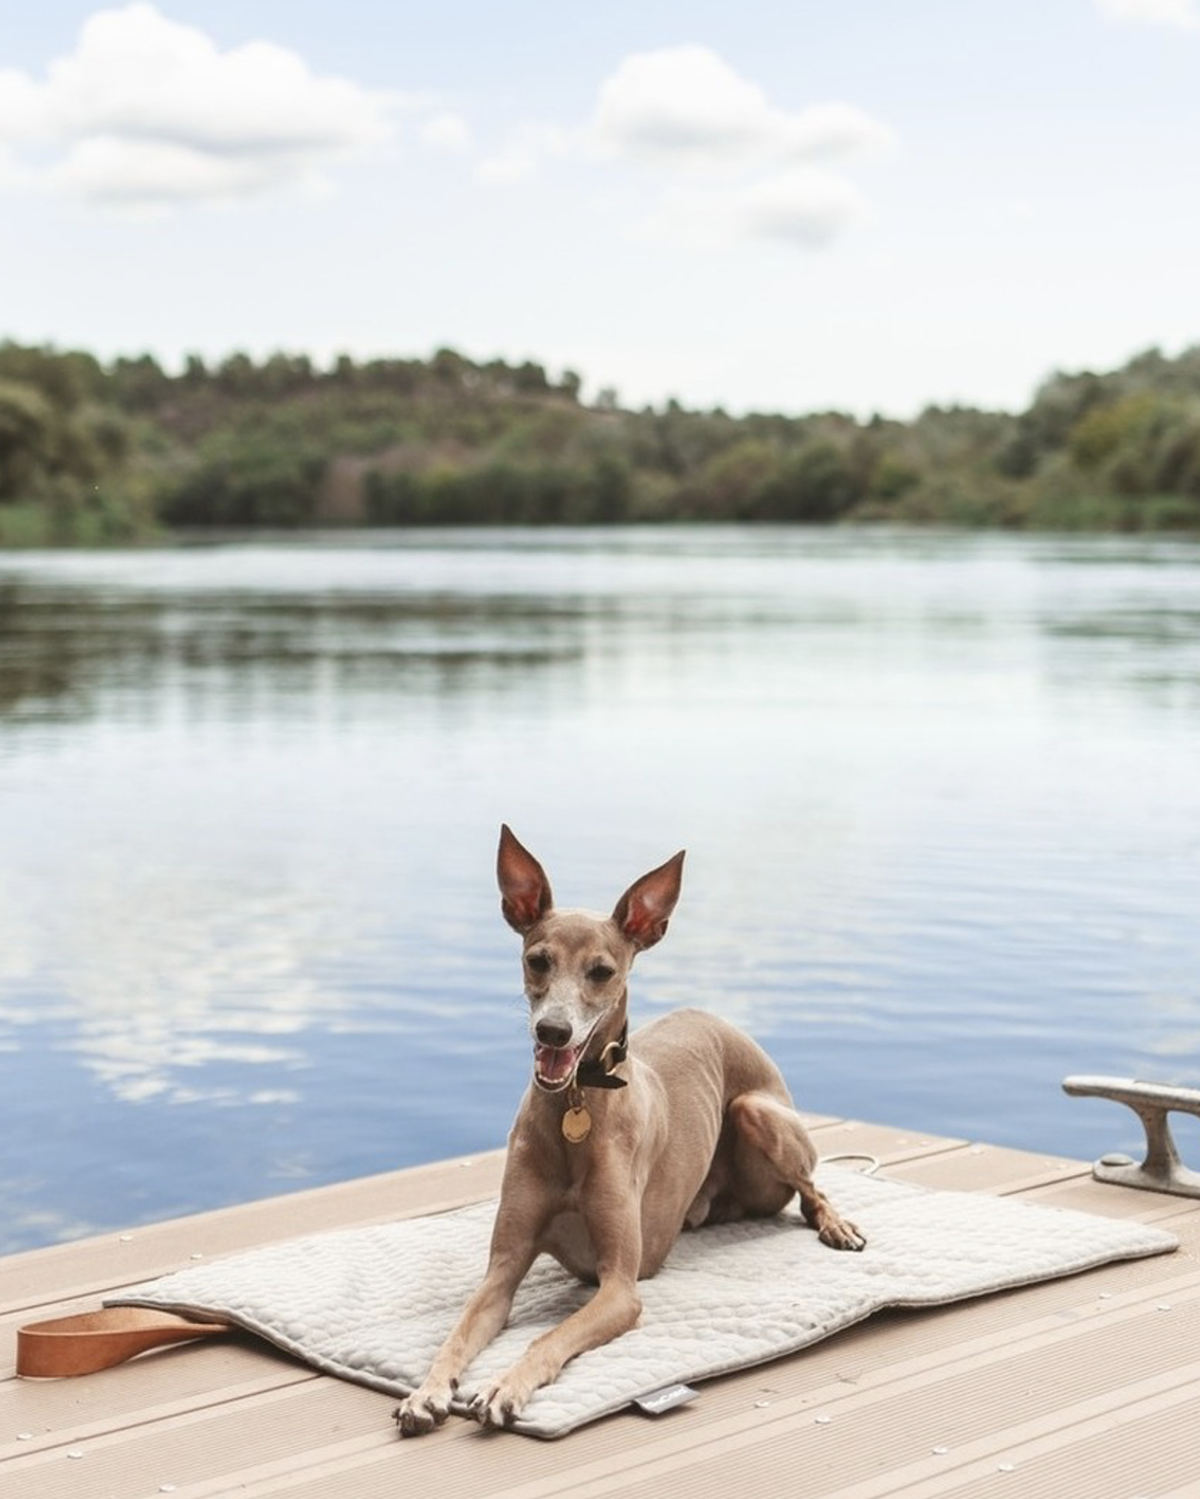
[574,1023,629,1089]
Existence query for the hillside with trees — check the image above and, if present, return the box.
[2,339,1200,544]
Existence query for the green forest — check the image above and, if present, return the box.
[3,338,1200,544]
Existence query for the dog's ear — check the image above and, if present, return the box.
[497,824,554,934]
[612,850,685,951]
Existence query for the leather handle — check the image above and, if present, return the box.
[18,1307,232,1378]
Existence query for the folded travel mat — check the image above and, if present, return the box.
[111,1166,1177,1439]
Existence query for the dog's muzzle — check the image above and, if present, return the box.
[533,1040,587,1092]
[531,1009,612,1093]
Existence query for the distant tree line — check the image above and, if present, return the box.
[2,339,1200,543]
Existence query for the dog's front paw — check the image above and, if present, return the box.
[467,1375,532,1431]
[394,1381,455,1438]
[819,1214,866,1252]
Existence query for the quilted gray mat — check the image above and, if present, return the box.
[112,1167,1177,1438]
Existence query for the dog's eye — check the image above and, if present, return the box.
[587,963,615,984]
[526,952,551,975]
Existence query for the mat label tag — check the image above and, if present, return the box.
[632,1383,698,1416]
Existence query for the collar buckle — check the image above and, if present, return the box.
[574,1023,629,1090]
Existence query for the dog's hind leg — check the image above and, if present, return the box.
[726,1091,866,1251]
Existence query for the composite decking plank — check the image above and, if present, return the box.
[881,1142,1089,1195]
[810,1353,1200,1498]
[1021,1171,1200,1222]
[1153,1477,1200,1499]
[561,1381,1200,1499]
[0,1344,315,1453]
[0,1377,396,1499]
[872,1387,1200,1499]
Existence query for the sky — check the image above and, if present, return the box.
[1,0,1199,418]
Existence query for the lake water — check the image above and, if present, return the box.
[1,526,1198,1252]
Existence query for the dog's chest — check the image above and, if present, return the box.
[540,1208,598,1282]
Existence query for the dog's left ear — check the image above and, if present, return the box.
[612,850,685,951]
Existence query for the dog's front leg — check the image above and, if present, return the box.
[469,1270,642,1430]
[469,1194,644,1430]
[395,1240,537,1437]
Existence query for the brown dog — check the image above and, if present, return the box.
[395,825,864,1435]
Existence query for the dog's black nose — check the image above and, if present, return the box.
[535,1019,573,1049]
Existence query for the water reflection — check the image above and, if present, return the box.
[1,527,1198,1250]
[0,586,587,727]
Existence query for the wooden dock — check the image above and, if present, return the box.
[3,1112,1198,1498]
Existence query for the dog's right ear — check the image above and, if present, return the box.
[497,824,554,934]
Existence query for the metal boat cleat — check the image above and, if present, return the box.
[1063,1075,1200,1199]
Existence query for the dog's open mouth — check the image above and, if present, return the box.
[533,1042,585,1092]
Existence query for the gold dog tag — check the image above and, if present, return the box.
[562,1105,592,1144]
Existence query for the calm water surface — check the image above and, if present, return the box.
[1,527,1198,1251]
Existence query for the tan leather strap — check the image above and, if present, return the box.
[17,1307,232,1378]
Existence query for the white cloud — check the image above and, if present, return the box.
[477,121,577,184]
[1,16,895,249]
[591,43,776,163]
[1095,0,1200,27]
[0,142,28,193]
[47,134,320,208]
[586,45,892,250]
[740,169,870,248]
[475,45,893,253]
[0,3,403,207]
[419,110,474,154]
[0,66,48,140]
[631,168,869,254]
[777,102,897,163]
[591,45,895,169]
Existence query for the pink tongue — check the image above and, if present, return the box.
[536,1045,579,1083]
